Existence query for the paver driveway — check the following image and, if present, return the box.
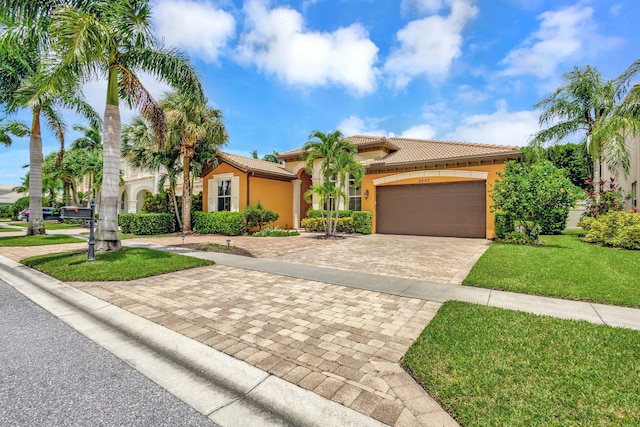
[134,232,491,285]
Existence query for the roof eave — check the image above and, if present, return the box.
[366,151,523,172]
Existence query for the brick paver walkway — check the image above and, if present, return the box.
[134,232,490,285]
[73,265,456,426]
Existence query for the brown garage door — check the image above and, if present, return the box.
[376,181,486,238]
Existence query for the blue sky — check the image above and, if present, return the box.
[1,0,639,184]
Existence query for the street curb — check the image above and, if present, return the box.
[0,256,385,427]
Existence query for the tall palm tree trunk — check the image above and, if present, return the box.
[182,156,192,232]
[27,110,45,236]
[96,103,122,251]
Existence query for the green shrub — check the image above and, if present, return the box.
[243,201,279,231]
[191,192,203,212]
[494,212,514,239]
[12,196,29,218]
[0,205,13,219]
[491,161,582,242]
[307,209,353,219]
[192,211,244,236]
[118,213,174,235]
[577,216,596,231]
[583,211,640,249]
[301,217,355,233]
[352,211,372,234]
[142,192,169,213]
[502,231,537,245]
[253,226,300,237]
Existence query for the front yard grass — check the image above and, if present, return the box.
[22,247,214,281]
[463,231,640,307]
[9,221,84,230]
[404,301,640,426]
[0,234,85,246]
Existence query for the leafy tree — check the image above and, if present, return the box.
[491,161,583,241]
[302,130,363,236]
[51,0,204,251]
[530,63,640,179]
[243,201,279,232]
[522,142,593,189]
[251,150,283,164]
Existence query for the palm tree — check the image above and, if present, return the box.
[0,118,29,146]
[158,91,227,232]
[302,130,362,236]
[530,63,640,180]
[51,0,204,251]
[71,123,102,203]
[1,8,99,235]
[122,116,183,229]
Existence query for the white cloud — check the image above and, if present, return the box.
[237,0,379,96]
[400,124,437,139]
[384,0,478,88]
[337,116,390,137]
[501,5,615,78]
[401,0,450,15]
[153,0,235,62]
[445,100,539,146]
[456,84,489,104]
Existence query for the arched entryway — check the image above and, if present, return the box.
[136,189,151,213]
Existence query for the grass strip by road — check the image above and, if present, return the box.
[463,231,640,307]
[8,221,83,230]
[22,247,214,281]
[0,234,85,246]
[403,301,640,427]
[0,227,19,232]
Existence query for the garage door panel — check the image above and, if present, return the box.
[376,181,486,238]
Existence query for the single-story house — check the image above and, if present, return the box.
[202,136,522,238]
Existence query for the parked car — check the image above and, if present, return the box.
[18,207,61,221]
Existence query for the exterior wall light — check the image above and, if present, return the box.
[364,189,369,199]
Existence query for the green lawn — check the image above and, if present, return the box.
[463,232,640,307]
[0,234,85,246]
[22,247,214,281]
[0,227,20,232]
[9,221,84,230]
[404,301,640,427]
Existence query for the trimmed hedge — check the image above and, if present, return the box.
[119,213,174,235]
[301,217,355,233]
[352,211,372,234]
[580,211,640,250]
[192,211,244,236]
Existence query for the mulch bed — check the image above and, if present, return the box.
[175,242,255,258]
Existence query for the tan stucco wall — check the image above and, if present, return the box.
[360,164,506,238]
[249,176,294,229]
[202,162,294,230]
[202,162,247,211]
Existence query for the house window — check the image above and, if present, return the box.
[348,174,361,211]
[120,193,126,212]
[217,179,231,211]
[633,181,637,208]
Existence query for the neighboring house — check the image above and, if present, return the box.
[0,184,22,206]
[601,132,639,210]
[201,152,297,229]
[202,136,522,238]
[117,161,203,214]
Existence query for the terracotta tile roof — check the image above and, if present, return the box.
[278,135,521,167]
[218,152,296,179]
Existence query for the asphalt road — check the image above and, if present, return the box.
[0,278,217,427]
